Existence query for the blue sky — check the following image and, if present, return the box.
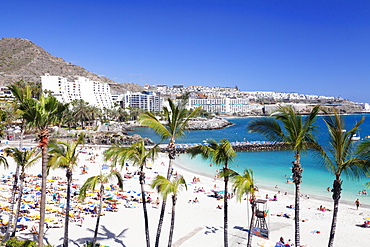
[1,0,369,103]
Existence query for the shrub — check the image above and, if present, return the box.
[83,242,100,247]
[5,237,54,247]
[6,238,37,247]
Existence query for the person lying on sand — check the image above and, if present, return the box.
[318,205,331,212]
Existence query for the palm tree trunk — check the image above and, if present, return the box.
[247,200,256,247]
[155,198,167,247]
[2,125,24,243]
[140,168,150,247]
[38,128,50,247]
[292,153,302,247]
[11,171,26,237]
[63,169,72,247]
[224,165,229,247]
[92,185,104,247]
[155,145,175,247]
[328,179,341,247]
[2,164,20,242]
[166,144,176,179]
[168,195,177,247]
[19,121,24,149]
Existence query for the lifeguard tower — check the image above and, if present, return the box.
[251,199,269,239]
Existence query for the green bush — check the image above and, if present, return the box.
[5,237,54,247]
[83,242,100,247]
[6,237,37,247]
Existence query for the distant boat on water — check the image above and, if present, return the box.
[351,133,361,141]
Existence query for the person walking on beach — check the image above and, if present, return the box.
[80,216,84,227]
[355,199,360,210]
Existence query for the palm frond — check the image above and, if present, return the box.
[104,139,159,170]
[139,111,170,139]
[79,176,100,201]
[4,147,40,169]
[320,110,370,181]
[188,139,236,167]
[151,175,187,199]
[232,169,255,202]
[247,117,284,142]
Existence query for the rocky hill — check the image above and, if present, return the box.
[0,38,143,94]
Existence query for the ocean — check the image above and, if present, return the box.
[128,114,370,205]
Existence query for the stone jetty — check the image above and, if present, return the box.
[160,141,290,153]
[185,117,233,130]
[103,117,232,132]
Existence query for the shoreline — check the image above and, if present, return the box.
[3,140,368,209]
[172,154,370,210]
[0,146,369,246]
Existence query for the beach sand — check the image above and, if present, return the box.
[0,144,369,247]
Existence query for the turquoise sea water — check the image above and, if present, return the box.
[129,114,370,205]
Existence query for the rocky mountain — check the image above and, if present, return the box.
[0,38,143,94]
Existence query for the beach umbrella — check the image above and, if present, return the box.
[104,191,115,198]
[20,204,33,210]
[17,216,31,223]
[23,187,33,193]
[59,203,75,209]
[110,194,121,200]
[23,196,33,202]
[104,186,113,191]
[45,217,55,222]
[126,190,137,194]
[137,192,148,197]
[257,239,275,247]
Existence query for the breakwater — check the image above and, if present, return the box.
[185,117,233,130]
[160,141,289,153]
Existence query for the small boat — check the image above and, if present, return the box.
[351,134,361,141]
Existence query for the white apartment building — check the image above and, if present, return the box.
[118,91,161,112]
[188,97,250,113]
[41,73,113,109]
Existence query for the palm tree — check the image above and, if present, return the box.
[2,83,32,243]
[104,139,158,247]
[48,134,84,247]
[88,105,102,127]
[317,111,370,247]
[21,94,68,246]
[247,105,320,247]
[4,147,41,238]
[139,97,201,247]
[79,170,124,247]
[232,169,256,247]
[188,139,236,247]
[71,99,90,129]
[151,175,187,247]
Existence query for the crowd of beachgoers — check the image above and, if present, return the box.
[0,144,368,247]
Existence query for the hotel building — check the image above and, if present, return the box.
[116,91,161,112]
[41,73,113,109]
[188,97,250,113]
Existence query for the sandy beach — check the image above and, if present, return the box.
[0,144,369,247]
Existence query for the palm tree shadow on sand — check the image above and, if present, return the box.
[58,225,129,247]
